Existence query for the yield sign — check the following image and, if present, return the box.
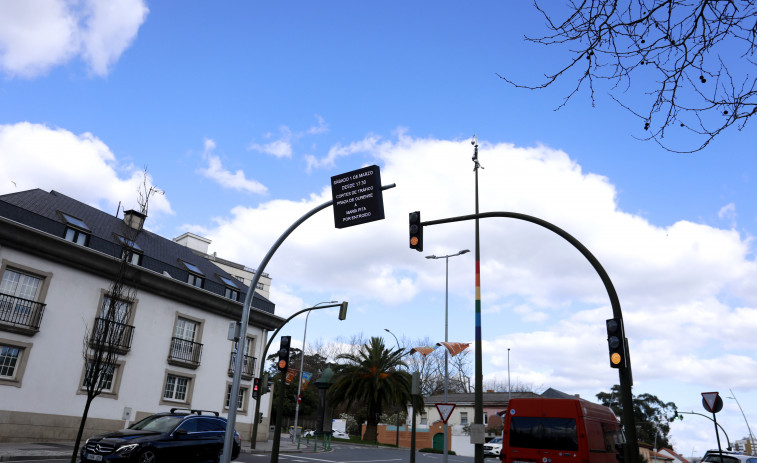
[436,403,456,424]
[702,392,723,413]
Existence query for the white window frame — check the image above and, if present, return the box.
[160,370,196,406]
[0,338,32,387]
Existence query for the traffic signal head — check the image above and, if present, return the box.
[606,318,627,369]
[409,211,423,252]
[278,336,291,372]
[252,377,260,399]
[338,301,348,321]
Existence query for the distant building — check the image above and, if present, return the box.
[173,232,272,300]
[0,189,282,442]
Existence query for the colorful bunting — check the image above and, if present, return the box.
[436,342,470,357]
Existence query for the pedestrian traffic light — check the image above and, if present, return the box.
[257,412,263,424]
[278,336,291,373]
[252,377,260,399]
[409,211,423,252]
[338,301,348,320]
[606,318,627,368]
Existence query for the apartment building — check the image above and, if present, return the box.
[0,189,283,442]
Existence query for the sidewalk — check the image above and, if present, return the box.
[0,437,324,462]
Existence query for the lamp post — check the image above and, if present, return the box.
[727,389,756,454]
[384,328,401,351]
[292,303,334,446]
[426,249,470,463]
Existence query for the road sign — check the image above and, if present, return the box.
[702,392,723,413]
[435,403,456,424]
[331,165,385,228]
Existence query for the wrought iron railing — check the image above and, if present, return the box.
[228,353,256,378]
[89,317,135,352]
[168,337,203,367]
[0,293,45,331]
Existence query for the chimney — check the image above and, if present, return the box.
[123,209,146,230]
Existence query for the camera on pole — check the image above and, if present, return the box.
[278,336,291,373]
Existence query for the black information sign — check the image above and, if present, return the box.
[331,165,385,229]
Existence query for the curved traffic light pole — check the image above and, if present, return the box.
[221,183,396,463]
[421,211,639,463]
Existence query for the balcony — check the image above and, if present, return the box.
[228,353,256,380]
[0,293,45,335]
[168,337,203,369]
[88,317,135,354]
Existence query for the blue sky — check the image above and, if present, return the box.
[2,1,757,456]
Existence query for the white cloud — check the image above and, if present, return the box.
[197,139,268,194]
[201,134,757,400]
[248,126,294,158]
[0,0,148,78]
[0,122,173,217]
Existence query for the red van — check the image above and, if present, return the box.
[501,397,624,463]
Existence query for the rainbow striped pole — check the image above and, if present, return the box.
[472,137,484,463]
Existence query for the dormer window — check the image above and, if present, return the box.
[61,213,90,246]
[181,261,204,288]
[117,236,143,265]
[219,276,239,301]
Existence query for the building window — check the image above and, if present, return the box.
[460,412,469,426]
[0,345,21,379]
[0,263,50,333]
[61,213,90,246]
[164,374,189,401]
[420,413,427,425]
[181,261,204,288]
[0,338,32,387]
[484,412,488,425]
[83,361,115,392]
[256,282,265,290]
[117,236,143,265]
[224,384,248,413]
[168,314,204,368]
[219,276,239,301]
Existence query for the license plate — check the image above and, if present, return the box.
[84,452,103,461]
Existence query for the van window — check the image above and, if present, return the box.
[509,416,578,451]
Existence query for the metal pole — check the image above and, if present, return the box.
[507,348,511,402]
[292,311,312,445]
[235,182,393,456]
[729,389,756,454]
[425,249,469,463]
[472,136,484,463]
[385,328,400,351]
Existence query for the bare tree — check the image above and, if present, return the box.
[500,0,757,152]
[71,171,161,463]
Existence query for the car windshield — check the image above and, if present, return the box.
[489,438,502,444]
[130,415,185,433]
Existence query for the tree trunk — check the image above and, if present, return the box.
[70,396,94,463]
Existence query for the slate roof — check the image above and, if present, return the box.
[0,188,274,314]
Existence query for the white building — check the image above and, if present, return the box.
[0,189,283,443]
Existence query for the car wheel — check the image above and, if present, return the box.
[137,449,157,463]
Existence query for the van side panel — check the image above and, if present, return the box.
[502,398,622,463]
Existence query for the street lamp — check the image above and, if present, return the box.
[727,389,756,454]
[292,301,337,445]
[384,328,401,351]
[426,249,470,463]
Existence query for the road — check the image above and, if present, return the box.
[39,442,477,463]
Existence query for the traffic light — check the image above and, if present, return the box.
[278,336,291,373]
[252,377,260,399]
[409,211,423,252]
[338,301,348,320]
[606,318,627,368]
[257,412,263,424]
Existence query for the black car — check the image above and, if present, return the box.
[80,408,241,463]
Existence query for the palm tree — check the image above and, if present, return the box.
[329,337,411,443]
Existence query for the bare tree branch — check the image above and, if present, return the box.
[500,0,757,152]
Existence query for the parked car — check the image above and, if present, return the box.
[484,437,503,457]
[702,450,757,463]
[80,408,241,462]
[331,430,349,439]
